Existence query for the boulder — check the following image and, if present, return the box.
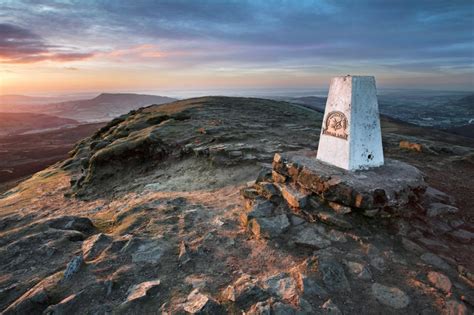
[293,227,331,249]
[371,283,410,309]
[63,255,84,281]
[427,271,451,293]
[249,215,290,239]
[427,203,459,217]
[82,233,112,261]
[275,183,309,208]
[321,299,342,315]
[264,273,298,301]
[222,274,268,309]
[183,289,224,314]
[316,212,352,230]
[122,279,161,306]
[319,259,350,292]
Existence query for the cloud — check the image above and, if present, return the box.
[0,23,94,63]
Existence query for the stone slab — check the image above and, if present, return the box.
[273,150,425,210]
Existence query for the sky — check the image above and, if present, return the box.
[0,0,473,96]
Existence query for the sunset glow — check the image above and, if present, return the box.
[1,0,473,95]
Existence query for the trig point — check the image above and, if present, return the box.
[317,75,384,171]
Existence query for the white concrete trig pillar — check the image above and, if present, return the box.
[316,75,384,171]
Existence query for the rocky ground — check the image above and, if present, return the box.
[0,97,473,314]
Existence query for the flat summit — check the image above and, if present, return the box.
[0,97,473,314]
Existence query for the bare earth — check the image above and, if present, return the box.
[0,97,473,314]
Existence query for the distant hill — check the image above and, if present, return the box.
[0,93,177,122]
[0,112,78,136]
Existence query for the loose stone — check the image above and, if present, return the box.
[371,283,410,309]
[427,271,452,293]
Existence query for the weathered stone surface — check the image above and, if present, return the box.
[272,302,298,315]
[47,216,96,234]
[242,201,274,226]
[400,140,423,152]
[272,170,287,183]
[275,183,309,208]
[247,300,272,315]
[63,255,84,281]
[123,279,161,305]
[371,283,410,309]
[328,201,351,214]
[427,271,451,293]
[3,272,62,315]
[264,273,298,301]
[122,238,170,264]
[273,151,425,210]
[249,215,290,239]
[443,300,467,315]
[256,182,280,201]
[222,274,268,309]
[256,168,272,183]
[293,227,331,249]
[448,229,474,244]
[321,299,342,315]
[300,276,328,300]
[241,187,259,199]
[344,260,372,280]
[183,289,223,314]
[82,233,112,261]
[427,203,459,217]
[420,253,452,271]
[401,237,425,255]
[319,259,350,292]
[316,212,352,230]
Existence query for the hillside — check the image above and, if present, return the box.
[0,93,177,122]
[0,97,473,314]
[37,93,177,122]
[0,112,78,136]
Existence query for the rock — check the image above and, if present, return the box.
[344,261,372,280]
[264,273,298,301]
[256,168,272,183]
[277,183,309,209]
[316,212,352,230]
[289,215,305,226]
[183,289,223,314]
[371,283,410,309]
[247,300,272,315]
[272,170,287,184]
[241,187,259,199]
[249,215,290,239]
[300,276,328,300]
[328,202,351,214]
[363,209,379,217]
[273,151,425,210]
[123,238,169,264]
[256,182,281,201]
[423,186,454,205]
[222,274,268,309]
[427,271,452,293]
[63,255,84,281]
[272,302,297,315]
[420,253,452,271]
[370,256,386,272]
[3,272,62,315]
[242,201,275,226]
[178,241,191,265]
[43,293,79,315]
[448,229,474,244]
[444,300,467,315]
[82,233,112,261]
[325,229,347,243]
[319,259,350,292]
[427,203,459,217]
[124,279,161,304]
[47,216,96,234]
[293,227,331,249]
[399,140,423,152]
[321,299,342,315]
